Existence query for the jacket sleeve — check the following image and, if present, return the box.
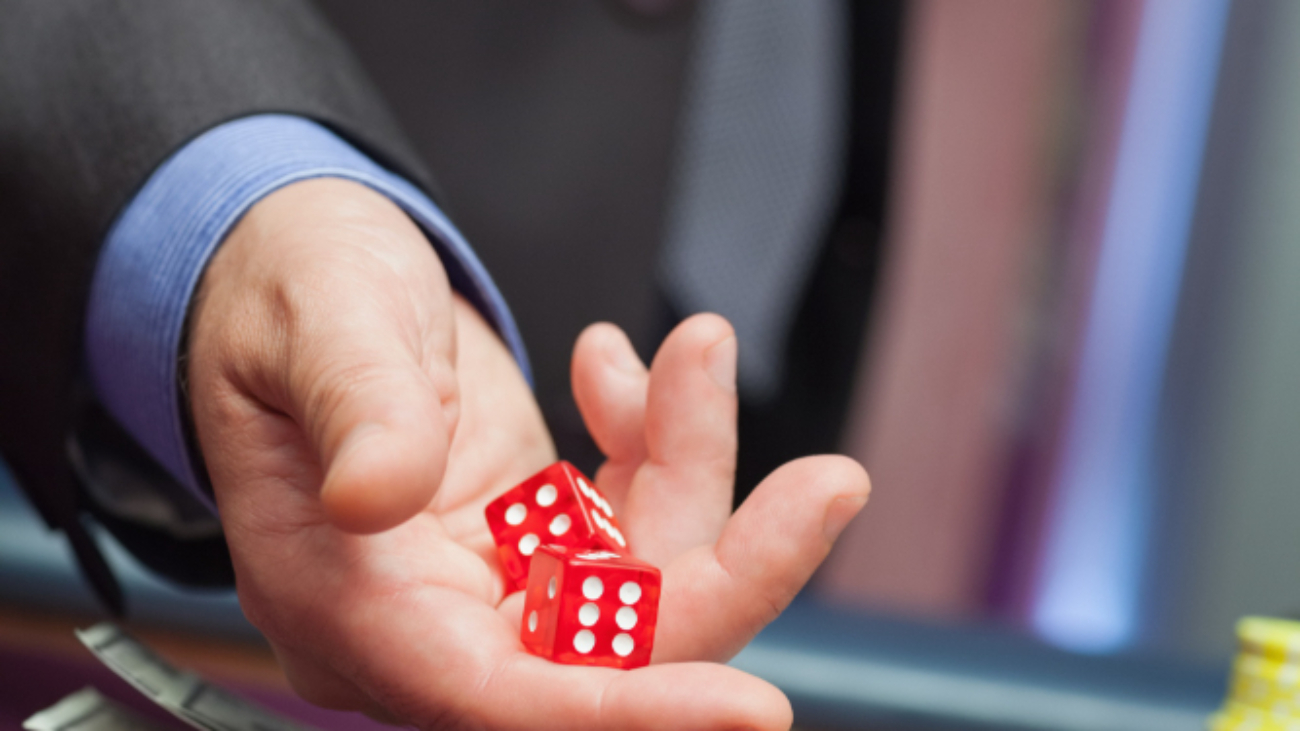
[0,0,435,610]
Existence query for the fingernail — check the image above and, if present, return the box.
[704,335,737,392]
[823,495,867,543]
[605,337,644,375]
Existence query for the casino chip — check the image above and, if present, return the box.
[1209,617,1300,730]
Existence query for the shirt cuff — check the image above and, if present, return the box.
[85,114,530,511]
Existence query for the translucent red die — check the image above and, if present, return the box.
[520,545,661,669]
[484,461,627,591]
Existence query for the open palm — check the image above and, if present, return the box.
[188,179,869,730]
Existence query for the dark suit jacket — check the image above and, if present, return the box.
[0,0,900,613]
[0,0,444,610]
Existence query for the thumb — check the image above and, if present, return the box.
[287,306,458,534]
[293,321,457,533]
[189,177,461,534]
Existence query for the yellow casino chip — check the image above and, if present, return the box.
[1207,618,1300,730]
[1238,618,1300,665]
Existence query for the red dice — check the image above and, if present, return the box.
[521,545,660,669]
[485,462,627,590]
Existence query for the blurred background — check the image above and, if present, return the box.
[6,0,1300,728]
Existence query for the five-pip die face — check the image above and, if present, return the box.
[484,461,628,590]
[521,545,661,669]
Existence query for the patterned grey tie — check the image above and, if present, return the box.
[659,0,848,401]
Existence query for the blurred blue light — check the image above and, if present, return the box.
[1031,0,1230,653]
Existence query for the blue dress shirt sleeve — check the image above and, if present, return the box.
[84,114,531,511]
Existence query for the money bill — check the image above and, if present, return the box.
[76,623,314,731]
[23,687,171,731]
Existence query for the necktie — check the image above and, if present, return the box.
[659,0,848,400]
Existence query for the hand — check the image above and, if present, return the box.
[188,178,870,729]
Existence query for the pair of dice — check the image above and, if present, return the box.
[484,462,660,669]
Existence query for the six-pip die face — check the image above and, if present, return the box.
[521,545,661,669]
[484,461,628,590]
